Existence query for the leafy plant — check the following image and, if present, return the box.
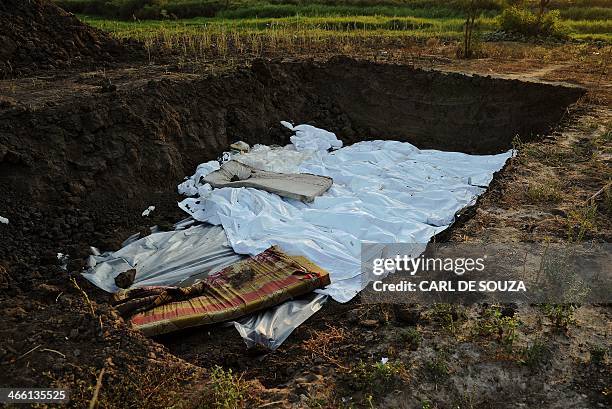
[398,327,422,349]
[425,353,449,383]
[474,305,521,350]
[202,365,247,409]
[519,339,550,369]
[541,304,576,329]
[498,4,567,38]
[589,345,608,366]
[430,303,464,335]
[346,360,405,396]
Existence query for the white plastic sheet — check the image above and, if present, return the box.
[234,294,328,350]
[83,123,511,349]
[83,225,244,292]
[282,121,343,152]
[179,123,512,303]
[141,206,155,217]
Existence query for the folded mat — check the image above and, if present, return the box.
[111,246,331,336]
[202,160,333,203]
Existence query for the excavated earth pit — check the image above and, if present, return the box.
[0,58,586,386]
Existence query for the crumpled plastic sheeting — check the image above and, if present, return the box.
[83,224,244,293]
[179,124,512,303]
[234,294,328,350]
[227,144,317,174]
[281,121,343,152]
[177,161,220,197]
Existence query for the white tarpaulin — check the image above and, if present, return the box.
[82,122,511,348]
[178,122,512,303]
[84,224,244,293]
[234,293,328,350]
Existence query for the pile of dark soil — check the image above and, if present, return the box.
[0,0,136,78]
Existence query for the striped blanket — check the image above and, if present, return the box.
[111,246,330,336]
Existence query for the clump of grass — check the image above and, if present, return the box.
[305,393,328,409]
[474,305,521,351]
[398,327,422,350]
[567,203,598,241]
[346,360,405,396]
[604,186,612,216]
[203,365,247,409]
[571,137,596,161]
[541,304,577,330]
[518,339,550,369]
[424,352,449,383]
[429,303,464,335]
[421,400,433,409]
[525,181,562,204]
[589,345,608,366]
[512,136,568,167]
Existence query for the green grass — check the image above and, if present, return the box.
[82,14,491,41]
[54,0,612,21]
[559,6,612,21]
[56,0,499,20]
[201,366,247,409]
[217,4,479,19]
[63,0,611,49]
[519,339,550,369]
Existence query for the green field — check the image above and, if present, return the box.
[55,0,612,58]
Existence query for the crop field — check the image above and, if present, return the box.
[57,0,611,53]
[49,0,610,68]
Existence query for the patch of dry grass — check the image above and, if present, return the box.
[525,180,563,204]
[302,325,349,369]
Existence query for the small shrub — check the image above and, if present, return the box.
[203,365,246,409]
[498,6,567,39]
[525,181,562,204]
[346,360,405,396]
[430,303,464,335]
[399,327,422,349]
[457,0,500,58]
[541,304,576,329]
[567,204,598,241]
[519,339,550,369]
[535,246,591,304]
[589,345,607,366]
[475,306,521,350]
[425,353,449,383]
[499,6,536,33]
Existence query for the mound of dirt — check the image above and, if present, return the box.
[0,0,133,78]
